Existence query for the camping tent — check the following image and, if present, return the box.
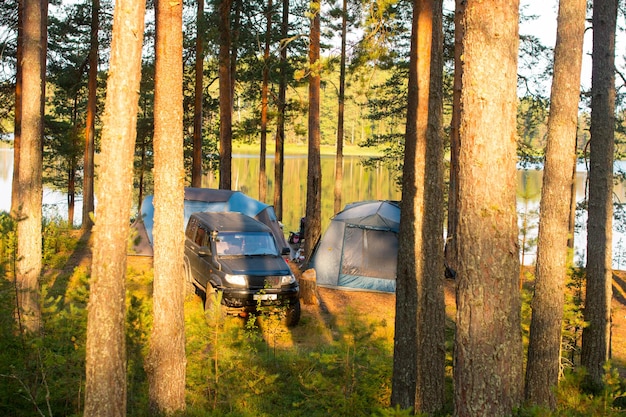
[308,200,400,292]
[131,187,288,256]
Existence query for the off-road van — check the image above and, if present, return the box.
[184,211,300,326]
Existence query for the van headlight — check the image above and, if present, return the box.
[280,274,296,285]
[224,274,247,286]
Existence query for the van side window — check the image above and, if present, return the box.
[195,227,207,247]
[186,218,197,239]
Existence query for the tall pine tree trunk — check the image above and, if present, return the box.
[445,0,463,274]
[581,0,617,392]
[333,0,347,215]
[273,0,288,220]
[11,0,22,217]
[525,0,585,408]
[304,0,321,260]
[147,0,187,413]
[218,0,232,190]
[454,2,523,415]
[259,0,272,202]
[83,0,146,414]
[15,0,45,334]
[392,1,445,412]
[191,0,204,188]
[82,0,99,231]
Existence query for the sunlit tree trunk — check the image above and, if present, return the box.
[333,0,347,215]
[11,0,22,217]
[15,0,45,334]
[581,0,617,392]
[259,0,272,202]
[147,0,186,413]
[82,0,99,231]
[273,0,288,220]
[454,2,523,416]
[191,0,204,188]
[218,0,232,190]
[392,0,445,413]
[83,0,146,414]
[304,0,321,260]
[525,0,585,408]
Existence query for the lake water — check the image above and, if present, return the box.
[2,144,626,268]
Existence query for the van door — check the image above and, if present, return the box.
[185,218,210,288]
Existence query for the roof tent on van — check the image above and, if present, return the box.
[130,187,288,256]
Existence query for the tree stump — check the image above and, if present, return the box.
[299,268,319,305]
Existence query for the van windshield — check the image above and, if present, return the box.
[215,232,279,256]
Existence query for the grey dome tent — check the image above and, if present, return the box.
[309,200,400,292]
[131,187,288,256]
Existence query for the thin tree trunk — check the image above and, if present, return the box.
[259,0,272,203]
[68,163,75,226]
[273,0,288,220]
[524,0,585,408]
[333,0,347,215]
[304,0,321,261]
[392,1,445,412]
[83,0,146,414]
[581,0,617,392]
[218,0,232,190]
[230,0,241,113]
[445,0,463,276]
[11,0,22,217]
[454,1,523,415]
[191,0,204,188]
[148,0,186,412]
[82,0,99,231]
[15,0,45,334]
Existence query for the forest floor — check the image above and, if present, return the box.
[59,234,626,380]
[289,266,626,379]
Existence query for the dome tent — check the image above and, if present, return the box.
[309,200,400,292]
[131,187,288,256]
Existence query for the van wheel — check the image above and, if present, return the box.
[283,300,301,327]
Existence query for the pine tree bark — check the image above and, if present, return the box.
[392,1,445,413]
[15,0,45,334]
[333,0,347,215]
[11,0,22,217]
[524,0,585,408]
[272,0,289,220]
[581,0,617,392]
[191,0,204,188]
[218,0,232,190]
[304,0,322,261]
[82,0,99,231]
[445,0,463,274]
[454,2,523,415]
[147,0,187,413]
[83,0,146,415]
[259,0,272,203]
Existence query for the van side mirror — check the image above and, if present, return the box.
[281,247,291,256]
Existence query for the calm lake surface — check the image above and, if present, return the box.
[3,144,626,267]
